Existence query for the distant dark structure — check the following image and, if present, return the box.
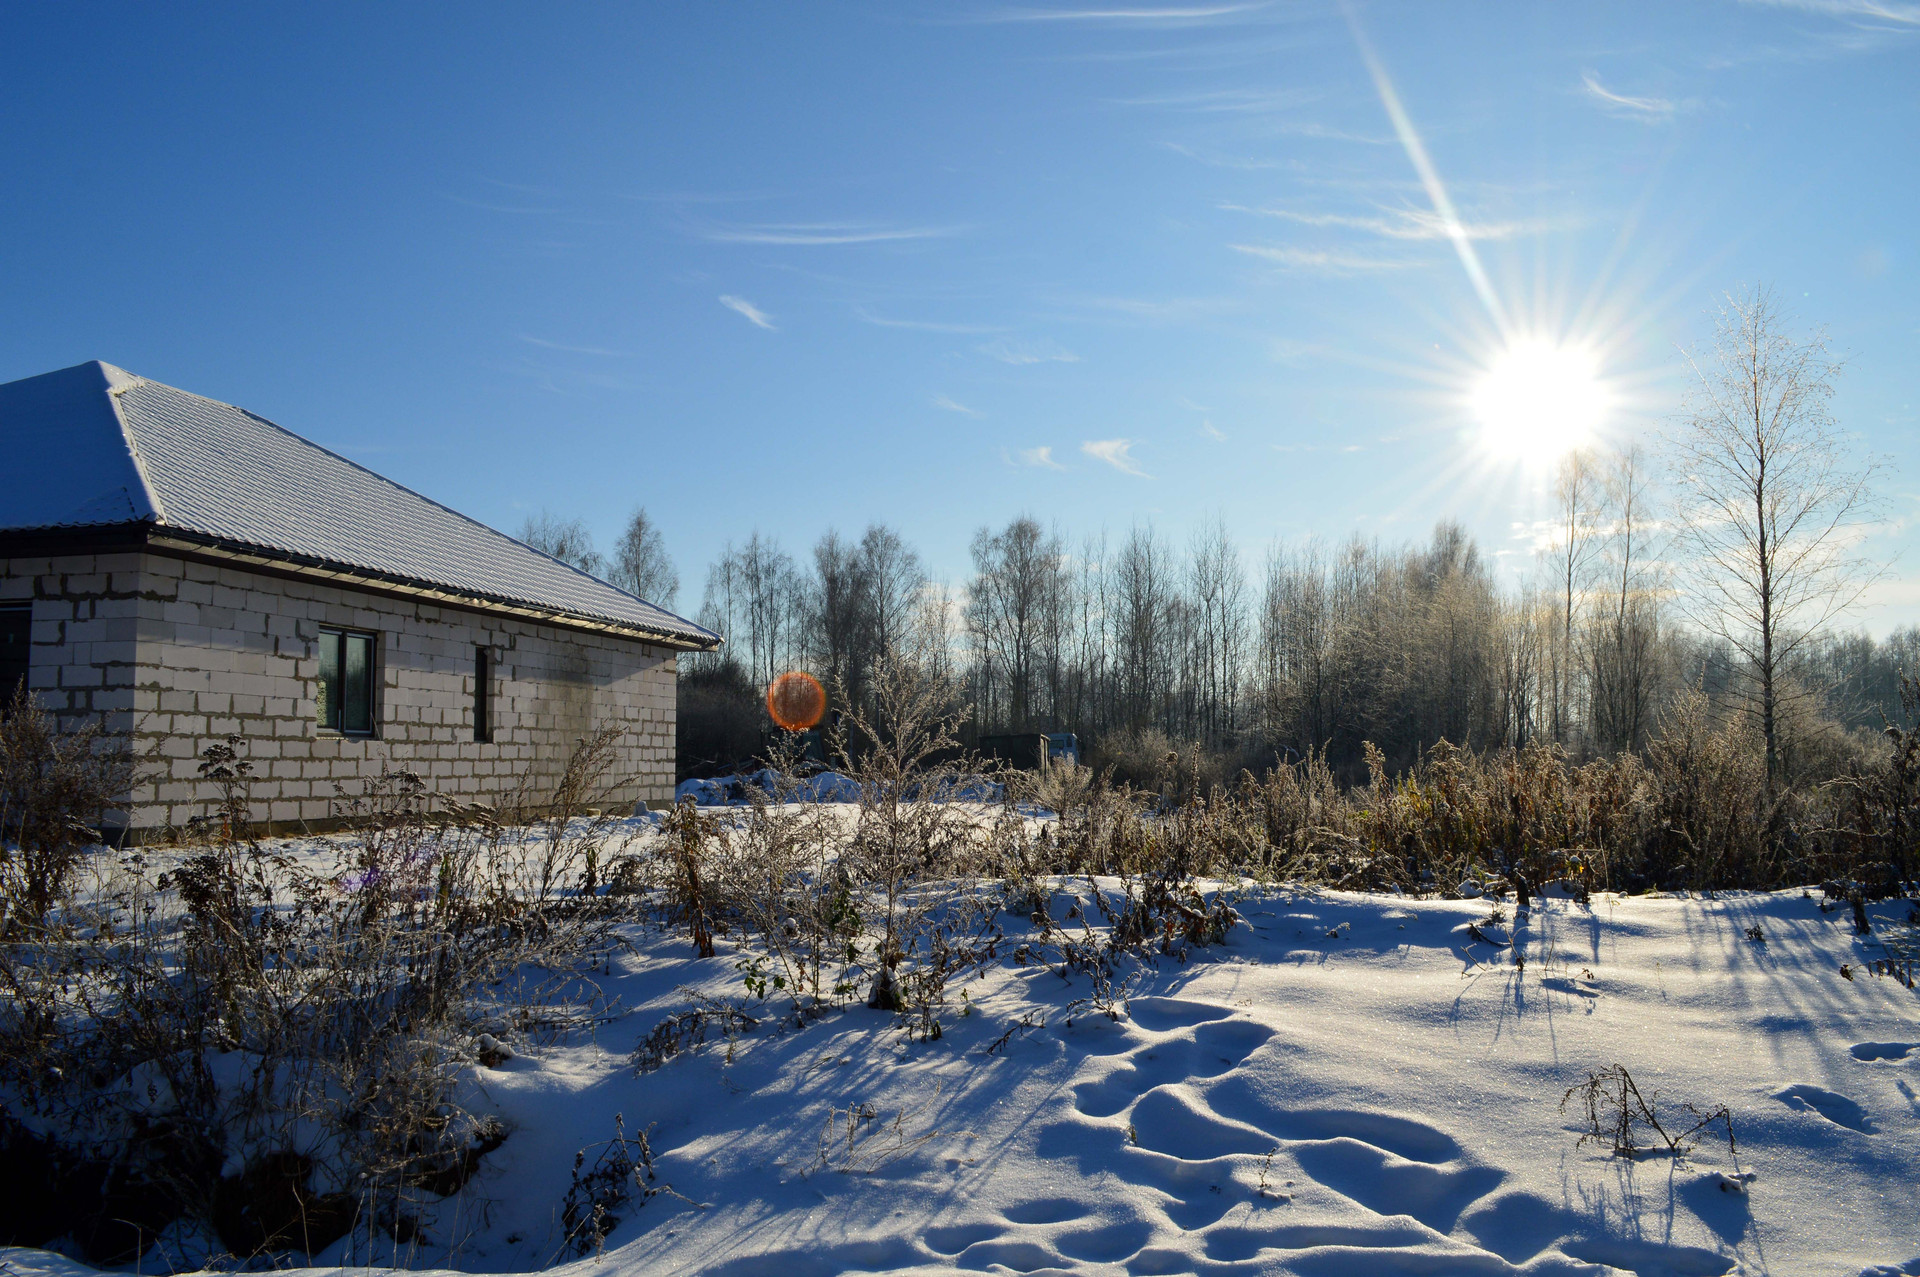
[976,732,1079,772]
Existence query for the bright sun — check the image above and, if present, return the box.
[1469,337,1611,465]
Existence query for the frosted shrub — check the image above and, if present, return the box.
[0,683,134,936]
[837,659,1004,1033]
[0,730,636,1266]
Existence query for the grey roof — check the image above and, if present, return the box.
[0,361,718,648]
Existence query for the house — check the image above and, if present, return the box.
[0,361,719,838]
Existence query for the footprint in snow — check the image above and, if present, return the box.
[1849,1042,1917,1064]
[1775,1083,1877,1133]
[1069,1017,1276,1118]
[1127,996,1234,1032]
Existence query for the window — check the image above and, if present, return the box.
[473,646,492,743]
[317,627,376,735]
[0,606,29,710]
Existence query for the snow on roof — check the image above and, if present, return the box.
[0,361,718,648]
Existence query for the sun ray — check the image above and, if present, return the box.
[1342,2,1509,336]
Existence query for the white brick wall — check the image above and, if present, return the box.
[1,547,680,832]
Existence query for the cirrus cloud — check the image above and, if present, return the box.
[1225,203,1562,242]
[1081,438,1149,476]
[1010,445,1067,470]
[719,295,776,329]
[701,222,956,246]
[978,337,1080,364]
[1580,72,1681,120]
[1229,243,1415,273]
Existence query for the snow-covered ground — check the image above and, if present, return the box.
[8,833,1919,1277]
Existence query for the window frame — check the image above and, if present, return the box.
[316,626,379,737]
[473,645,492,743]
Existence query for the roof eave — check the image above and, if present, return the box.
[140,529,723,651]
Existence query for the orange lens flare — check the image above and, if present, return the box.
[767,671,826,732]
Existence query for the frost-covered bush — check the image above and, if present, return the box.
[0,731,637,1266]
[836,658,1007,1031]
[1828,673,1920,899]
[0,683,134,935]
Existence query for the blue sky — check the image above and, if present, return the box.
[3,2,1915,627]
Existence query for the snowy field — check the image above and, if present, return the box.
[6,820,1919,1277]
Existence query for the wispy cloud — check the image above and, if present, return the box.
[1159,129,1386,172]
[980,3,1263,23]
[1225,203,1559,242]
[855,306,1003,334]
[1201,420,1227,441]
[1266,121,1390,144]
[1010,446,1067,469]
[719,295,776,329]
[1269,337,1336,365]
[979,337,1080,364]
[1580,72,1678,120]
[1081,438,1150,476]
[1159,142,1298,170]
[498,359,637,397]
[1741,0,1920,24]
[1229,243,1414,272]
[1271,439,1364,454]
[1066,293,1239,321]
[934,394,982,416]
[700,222,956,246]
[1111,87,1315,113]
[519,335,633,357]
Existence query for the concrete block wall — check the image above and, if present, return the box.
[1,548,678,832]
[0,551,146,735]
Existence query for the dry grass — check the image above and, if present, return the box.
[0,727,639,1266]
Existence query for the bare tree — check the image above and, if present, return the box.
[1547,449,1604,745]
[610,507,679,606]
[1494,589,1551,748]
[807,530,867,706]
[1258,539,1351,756]
[693,545,745,678]
[696,533,800,689]
[1113,524,1176,732]
[967,517,1060,730]
[1187,518,1249,746]
[798,524,931,718]
[1586,446,1662,753]
[914,578,960,686]
[1412,522,1498,752]
[1065,533,1111,734]
[858,524,927,669]
[519,510,605,576]
[738,533,802,690]
[1667,284,1885,788]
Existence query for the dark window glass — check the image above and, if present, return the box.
[317,630,341,729]
[318,627,376,735]
[473,646,491,743]
[0,606,29,710]
[342,632,373,734]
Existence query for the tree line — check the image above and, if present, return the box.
[521,286,1901,785]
